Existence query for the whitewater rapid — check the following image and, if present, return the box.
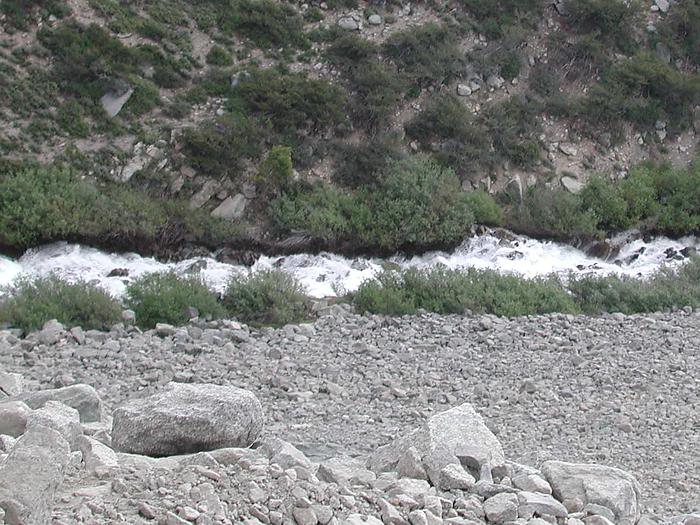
[0,232,698,299]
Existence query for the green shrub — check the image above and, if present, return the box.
[347,61,406,131]
[217,0,308,49]
[125,272,225,329]
[353,267,578,317]
[1,0,70,30]
[480,96,542,168]
[383,23,463,88]
[256,145,294,194]
[657,0,700,66]
[332,137,404,189]
[464,190,503,225]
[57,99,90,137]
[578,174,630,230]
[326,33,379,67]
[223,270,309,326]
[569,257,700,314]
[458,0,544,39]
[0,275,121,332]
[563,0,642,53]
[206,45,233,66]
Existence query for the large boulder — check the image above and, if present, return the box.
[368,403,505,486]
[0,401,31,437]
[541,461,642,525]
[111,383,264,456]
[10,384,102,422]
[26,400,82,450]
[0,425,71,525]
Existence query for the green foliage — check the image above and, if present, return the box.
[405,93,491,176]
[578,174,630,231]
[458,0,544,39]
[223,270,309,326]
[481,96,542,168]
[464,190,503,226]
[126,272,225,329]
[216,0,308,49]
[563,0,642,53]
[181,114,266,179]
[206,45,233,66]
[231,67,348,141]
[569,257,700,314]
[1,0,70,30]
[57,99,90,137]
[0,275,121,332]
[353,267,578,317]
[257,145,294,194]
[578,53,700,136]
[383,23,463,88]
[332,137,404,189]
[657,0,700,66]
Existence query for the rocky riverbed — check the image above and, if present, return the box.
[0,307,698,524]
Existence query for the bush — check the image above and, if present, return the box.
[223,270,309,326]
[125,272,225,329]
[256,145,294,194]
[353,267,578,317]
[481,96,542,168]
[458,0,544,39]
[0,275,121,332]
[563,0,642,53]
[217,0,308,49]
[383,23,463,88]
[332,137,404,189]
[1,0,70,30]
[578,174,630,231]
[657,0,700,66]
[206,45,233,66]
[464,190,503,225]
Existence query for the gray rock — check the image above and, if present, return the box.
[25,400,82,450]
[397,446,428,480]
[0,401,31,437]
[69,326,85,345]
[369,403,505,486]
[0,372,23,397]
[483,492,519,524]
[457,84,472,97]
[655,42,672,64]
[293,506,318,525]
[78,435,119,474]
[380,499,409,525]
[337,16,359,30]
[101,87,134,117]
[343,515,383,525]
[368,14,382,25]
[260,437,312,471]
[486,75,505,89]
[0,425,71,525]
[38,319,64,345]
[517,491,568,518]
[561,175,584,194]
[121,309,136,324]
[385,478,432,500]
[11,384,102,423]
[111,382,264,456]
[583,516,615,525]
[318,456,376,486]
[438,464,476,491]
[512,473,552,494]
[559,143,578,156]
[541,461,642,525]
[0,435,16,452]
[211,194,247,220]
[655,0,670,13]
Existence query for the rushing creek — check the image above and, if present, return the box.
[1,231,698,299]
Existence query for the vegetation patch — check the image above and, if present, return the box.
[0,275,121,333]
[223,270,309,326]
[125,272,225,329]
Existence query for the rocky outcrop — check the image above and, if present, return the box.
[111,382,264,456]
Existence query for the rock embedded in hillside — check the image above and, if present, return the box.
[368,402,505,486]
[211,193,247,220]
[12,383,102,423]
[368,14,382,25]
[541,461,642,525]
[337,16,359,30]
[111,382,264,456]
[25,400,82,450]
[0,425,70,525]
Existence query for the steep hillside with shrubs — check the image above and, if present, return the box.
[1,0,700,256]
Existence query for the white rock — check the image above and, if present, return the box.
[483,492,519,524]
[26,400,82,450]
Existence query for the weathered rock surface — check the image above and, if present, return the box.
[25,400,82,450]
[542,461,642,525]
[0,401,31,437]
[111,382,264,456]
[11,384,102,422]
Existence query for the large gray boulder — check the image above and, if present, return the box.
[10,384,102,422]
[111,383,264,456]
[0,401,31,437]
[368,403,505,486]
[25,400,82,450]
[541,461,642,525]
[0,425,71,525]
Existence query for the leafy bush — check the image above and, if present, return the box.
[464,190,503,226]
[578,174,630,231]
[206,45,233,66]
[216,0,308,49]
[0,275,121,332]
[1,0,70,30]
[563,0,642,53]
[383,23,463,88]
[657,0,700,66]
[569,257,700,314]
[223,270,309,326]
[125,272,225,329]
[458,0,544,39]
[332,137,404,189]
[256,145,294,194]
[353,267,578,317]
[481,96,542,168]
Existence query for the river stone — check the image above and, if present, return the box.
[541,461,642,525]
[25,400,82,450]
[0,425,71,525]
[0,401,31,437]
[111,383,264,456]
[11,384,102,422]
[368,403,505,486]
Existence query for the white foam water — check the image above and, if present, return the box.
[0,232,697,299]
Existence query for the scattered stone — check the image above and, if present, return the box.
[39,319,64,345]
[337,16,359,30]
[483,492,519,524]
[12,383,102,423]
[25,400,82,450]
[0,401,31,437]
[101,86,134,117]
[0,372,23,397]
[457,84,472,97]
[368,14,382,25]
[112,383,264,456]
[517,491,569,518]
[211,194,247,220]
[79,435,119,474]
[561,175,584,194]
[438,464,476,491]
